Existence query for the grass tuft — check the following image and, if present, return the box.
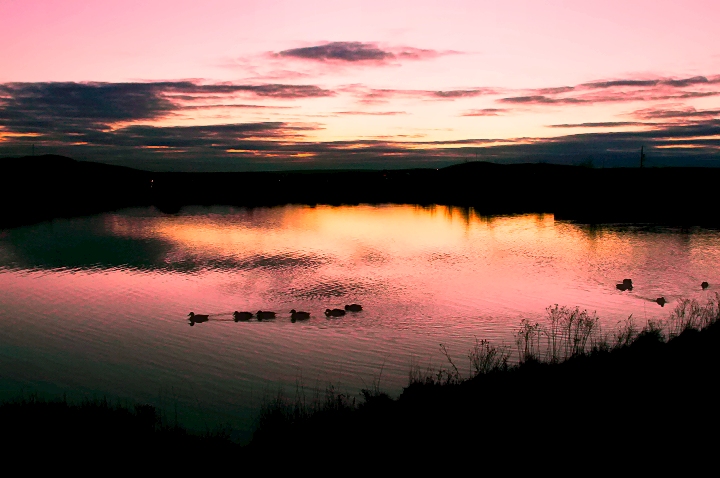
[468,337,509,375]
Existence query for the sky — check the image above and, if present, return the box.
[1,0,719,171]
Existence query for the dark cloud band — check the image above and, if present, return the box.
[2,76,720,171]
[0,81,333,136]
[276,41,450,64]
[279,42,393,62]
[547,122,648,128]
[3,117,718,171]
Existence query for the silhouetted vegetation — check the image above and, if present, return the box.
[0,395,239,461]
[249,295,720,460]
[3,155,720,228]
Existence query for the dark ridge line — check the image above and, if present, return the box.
[2,155,720,228]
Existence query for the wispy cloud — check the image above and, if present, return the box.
[537,86,575,95]
[432,89,494,98]
[582,79,661,89]
[335,111,407,116]
[499,90,719,106]
[630,106,720,121]
[190,83,334,98]
[583,76,720,89]
[461,108,508,117]
[547,122,648,128]
[499,95,586,105]
[225,42,461,81]
[181,104,296,110]
[355,87,498,104]
[278,42,393,62]
[0,81,333,135]
[498,75,720,107]
[275,41,454,64]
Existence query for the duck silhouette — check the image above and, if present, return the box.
[702,281,710,290]
[325,308,346,317]
[290,309,311,322]
[256,310,276,321]
[233,311,253,322]
[188,312,209,326]
[656,297,667,307]
[616,279,633,291]
[344,304,363,312]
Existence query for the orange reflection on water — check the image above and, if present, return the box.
[97,204,720,334]
[102,207,626,322]
[108,205,496,259]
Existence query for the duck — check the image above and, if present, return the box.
[656,297,666,307]
[344,304,363,312]
[188,312,209,326]
[256,310,276,321]
[616,279,633,291]
[233,311,253,322]
[702,281,709,290]
[290,309,311,322]
[325,308,346,317]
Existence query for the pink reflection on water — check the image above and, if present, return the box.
[73,205,720,341]
[2,205,719,440]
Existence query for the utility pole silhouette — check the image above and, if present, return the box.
[640,146,646,168]
[32,144,35,156]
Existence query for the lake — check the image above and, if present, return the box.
[1,204,718,442]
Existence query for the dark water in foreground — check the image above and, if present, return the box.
[1,205,718,442]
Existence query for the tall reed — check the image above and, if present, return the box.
[545,305,599,362]
[667,293,720,339]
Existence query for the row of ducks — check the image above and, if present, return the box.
[187,304,363,325]
[616,279,710,307]
[190,278,712,324]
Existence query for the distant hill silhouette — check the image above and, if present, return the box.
[2,155,719,227]
[0,155,151,227]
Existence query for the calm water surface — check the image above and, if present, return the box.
[1,205,718,442]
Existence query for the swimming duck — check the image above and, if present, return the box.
[616,279,633,291]
[256,310,276,321]
[233,311,253,322]
[325,308,346,317]
[656,297,666,307]
[188,312,209,326]
[702,281,709,290]
[344,304,363,312]
[290,309,311,322]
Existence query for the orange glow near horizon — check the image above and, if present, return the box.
[655,144,719,149]
[0,132,41,142]
[662,135,720,142]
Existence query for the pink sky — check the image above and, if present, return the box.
[1,0,719,170]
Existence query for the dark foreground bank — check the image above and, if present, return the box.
[3,298,720,466]
[2,155,720,227]
[249,299,720,462]
[0,398,237,458]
